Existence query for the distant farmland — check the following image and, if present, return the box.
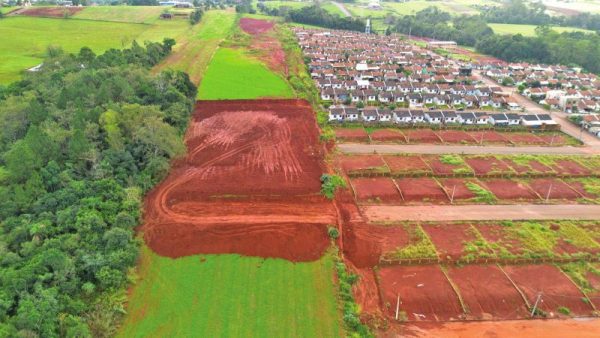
[488,23,595,36]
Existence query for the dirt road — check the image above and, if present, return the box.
[331,1,352,17]
[364,205,600,222]
[338,143,598,155]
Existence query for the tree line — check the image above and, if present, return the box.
[258,4,366,32]
[0,39,196,337]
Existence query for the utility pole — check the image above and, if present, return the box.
[531,293,543,317]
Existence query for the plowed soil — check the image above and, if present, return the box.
[436,130,478,144]
[378,265,464,321]
[481,179,540,200]
[383,155,432,175]
[447,265,530,320]
[19,6,83,17]
[395,178,448,203]
[527,178,582,200]
[503,265,594,317]
[334,128,369,142]
[351,178,402,203]
[142,99,333,261]
[370,129,406,142]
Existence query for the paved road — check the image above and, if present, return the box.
[475,70,600,148]
[331,1,352,17]
[364,205,600,222]
[338,143,598,155]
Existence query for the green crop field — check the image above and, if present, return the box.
[197,47,293,99]
[489,23,594,36]
[117,247,342,337]
[0,15,190,83]
[259,0,313,10]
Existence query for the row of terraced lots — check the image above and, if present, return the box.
[335,127,580,146]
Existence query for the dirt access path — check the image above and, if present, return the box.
[331,1,352,17]
[364,204,600,222]
[338,143,598,155]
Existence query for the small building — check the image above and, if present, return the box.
[160,13,173,19]
[426,110,443,124]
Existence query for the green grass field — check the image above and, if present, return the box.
[0,6,17,14]
[74,6,167,23]
[117,247,342,337]
[197,47,293,99]
[488,23,594,36]
[0,15,190,83]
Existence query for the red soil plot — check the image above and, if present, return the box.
[503,265,594,317]
[378,265,464,321]
[437,178,478,201]
[447,265,530,320]
[481,179,540,201]
[19,6,83,17]
[351,177,402,203]
[436,130,478,144]
[537,133,569,146]
[142,99,333,261]
[334,128,369,142]
[585,270,600,309]
[382,155,432,175]
[550,160,593,176]
[464,156,516,176]
[469,130,510,145]
[505,132,547,145]
[239,18,274,35]
[527,178,582,201]
[338,154,387,175]
[423,156,473,176]
[500,158,555,175]
[476,223,525,256]
[422,223,478,260]
[563,179,600,200]
[395,178,449,203]
[369,129,407,142]
[343,223,410,268]
[405,129,443,144]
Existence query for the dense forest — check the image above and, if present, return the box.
[0,40,196,336]
[391,7,600,74]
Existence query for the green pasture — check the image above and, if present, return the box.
[117,247,342,338]
[74,5,167,23]
[197,47,293,99]
[489,23,595,36]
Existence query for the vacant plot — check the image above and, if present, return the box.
[198,48,293,99]
[395,177,449,203]
[527,178,582,201]
[383,155,432,175]
[481,179,540,201]
[504,132,547,145]
[338,154,388,175]
[343,223,411,268]
[489,23,594,37]
[447,265,530,320]
[500,157,555,175]
[370,129,407,142]
[351,177,402,203]
[422,223,483,260]
[465,156,516,176]
[423,155,474,176]
[334,128,370,142]
[378,265,464,321]
[563,178,600,201]
[503,265,593,317]
[405,129,443,143]
[436,130,478,144]
[18,6,83,17]
[118,247,341,337]
[470,130,510,144]
[437,178,479,201]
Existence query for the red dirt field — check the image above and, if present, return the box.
[142,99,333,261]
[447,265,530,320]
[470,130,510,145]
[343,223,410,268]
[351,177,402,203]
[382,155,432,175]
[527,178,583,200]
[334,128,369,142]
[437,178,478,201]
[501,158,555,174]
[481,179,540,200]
[551,160,593,176]
[370,129,406,142]
[503,265,594,317]
[18,6,83,17]
[422,223,476,260]
[338,154,387,174]
[423,156,473,176]
[563,179,600,200]
[378,265,464,321]
[464,156,516,176]
[537,133,568,146]
[239,17,274,35]
[505,132,547,145]
[585,270,600,309]
[405,129,443,144]
[435,130,478,144]
[476,223,525,256]
[395,178,449,203]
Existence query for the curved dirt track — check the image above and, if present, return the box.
[143,99,334,261]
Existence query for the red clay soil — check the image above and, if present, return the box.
[464,156,516,176]
[551,160,592,176]
[395,178,449,203]
[142,99,333,261]
[447,265,530,320]
[501,158,555,175]
[476,223,525,256]
[436,130,478,144]
[239,17,275,35]
[338,154,386,174]
[370,129,407,142]
[503,265,594,317]
[527,178,583,200]
[537,133,568,146]
[239,18,286,74]
[437,178,478,201]
[563,179,599,200]
[334,128,369,142]
[351,177,402,203]
[505,132,547,145]
[343,223,410,268]
[585,271,600,309]
[19,6,83,17]
[423,156,473,176]
[481,179,540,200]
[469,130,510,145]
[405,129,443,144]
[352,266,383,317]
[422,223,476,260]
[378,265,464,321]
[382,155,432,175]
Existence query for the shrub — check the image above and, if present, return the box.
[327,226,340,239]
[320,174,346,199]
[558,306,571,315]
